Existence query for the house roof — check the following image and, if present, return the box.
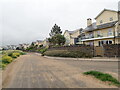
[36,40,43,42]
[95,9,117,19]
[84,21,118,32]
[64,28,83,35]
[44,38,49,42]
[97,21,118,30]
[84,22,97,32]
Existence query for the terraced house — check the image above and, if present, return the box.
[78,9,120,46]
[64,28,83,45]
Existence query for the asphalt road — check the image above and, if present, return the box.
[2,53,118,88]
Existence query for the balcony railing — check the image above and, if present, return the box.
[78,36,94,41]
[78,33,117,42]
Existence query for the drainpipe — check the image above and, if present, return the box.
[113,27,116,44]
[93,31,94,57]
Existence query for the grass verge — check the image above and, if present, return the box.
[83,71,120,86]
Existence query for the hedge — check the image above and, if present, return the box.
[43,50,93,58]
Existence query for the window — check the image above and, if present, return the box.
[110,17,113,21]
[89,32,94,38]
[101,41,104,45]
[98,41,101,46]
[103,40,106,44]
[108,28,113,36]
[98,41,104,46]
[97,31,101,37]
[89,42,93,46]
[98,40,112,46]
[106,41,109,44]
[109,40,112,44]
[100,20,103,24]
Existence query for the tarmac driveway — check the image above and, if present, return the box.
[2,53,118,88]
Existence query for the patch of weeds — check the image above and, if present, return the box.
[83,71,120,86]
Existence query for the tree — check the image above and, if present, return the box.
[54,34,66,45]
[48,24,66,45]
[48,34,65,45]
[49,24,62,37]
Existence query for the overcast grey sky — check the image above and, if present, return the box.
[0,0,119,46]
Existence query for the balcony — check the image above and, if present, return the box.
[84,35,94,39]
[78,36,94,42]
[94,34,103,38]
[78,33,114,42]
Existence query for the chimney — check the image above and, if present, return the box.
[87,18,92,26]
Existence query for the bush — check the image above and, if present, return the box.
[3,50,25,56]
[12,53,20,58]
[0,63,6,69]
[1,50,25,69]
[38,48,48,54]
[2,55,13,64]
[43,50,93,58]
[7,52,13,57]
[20,52,26,55]
[84,71,120,86]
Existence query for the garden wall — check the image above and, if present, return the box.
[48,45,94,56]
[103,44,120,57]
[48,44,120,57]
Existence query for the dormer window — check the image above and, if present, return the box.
[110,17,113,21]
[100,20,103,24]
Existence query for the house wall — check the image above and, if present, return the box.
[70,38,75,45]
[71,30,80,38]
[43,40,49,47]
[115,38,120,44]
[94,38,114,46]
[64,30,80,45]
[94,27,114,38]
[64,31,71,45]
[96,10,118,25]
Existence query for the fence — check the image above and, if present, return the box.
[103,44,120,57]
[48,44,120,57]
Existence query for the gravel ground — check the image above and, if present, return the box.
[2,53,118,88]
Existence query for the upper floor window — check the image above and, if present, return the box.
[108,28,113,36]
[97,31,101,37]
[100,20,103,24]
[109,17,113,21]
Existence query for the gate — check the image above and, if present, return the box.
[94,46,104,57]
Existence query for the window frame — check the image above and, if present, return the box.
[100,20,103,24]
[109,17,113,21]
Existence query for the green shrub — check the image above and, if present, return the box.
[38,48,48,54]
[7,52,13,57]
[44,50,93,58]
[1,50,25,69]
[2,55,13,64]
[3,50,25,56]
[20,52,26,55]
[0,63,6,69]
[84,71,120,86]
[12,53,20,58]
